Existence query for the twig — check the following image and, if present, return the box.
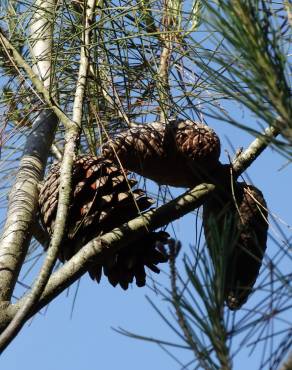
[51,143,62,160]
[158,1,173,122]
[232,124,280,177]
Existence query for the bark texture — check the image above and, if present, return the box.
[0,110,58,302]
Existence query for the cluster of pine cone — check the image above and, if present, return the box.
[39,119,268,309]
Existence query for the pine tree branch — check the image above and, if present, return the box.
[0,0,96,352]
[157,3,173,123]
[30,0,55,89]
[200,0,291,147]
[232,123,280,177]
[0,183,215,332]
[0,110,57,302]
[0,1,58,303]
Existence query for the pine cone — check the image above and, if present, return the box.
[203,182,268,310]
[39,155,169,289]
[102,119,221,188]
[102,230,169,290]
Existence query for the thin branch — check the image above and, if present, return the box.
[158,1,174,122]
[232,124,280,177]
[158,41,172,122]
[30,0,55,90]
[50,144,62,160]
[0,0,96,352]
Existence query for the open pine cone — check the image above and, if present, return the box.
[203,182,268,310]
[102,119,221,188]
[39,155,169,289]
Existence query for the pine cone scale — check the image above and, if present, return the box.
[102,119,221,188]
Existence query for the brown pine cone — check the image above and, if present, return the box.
[203,182,268,310]
[39,155,169,289]
[102,231,169,290]
[102,119,221,188]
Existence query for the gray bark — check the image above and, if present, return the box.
[0,110,58,302]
